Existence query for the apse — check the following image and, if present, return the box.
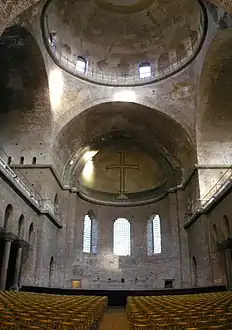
[53,102,196,204]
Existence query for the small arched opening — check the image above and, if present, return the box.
[7,156,12,165]
[18,214,24,238]
[139,61,151,78]
[54,194,59,215]
[212,224,219,246]
[32,157,37,165]
[76,56,87,74]
[222,215,230,241]
[49,256,55,287]
[192,256,198,287]
[4,204,13,231]
[20,156,24,165]
[28,223,34,244]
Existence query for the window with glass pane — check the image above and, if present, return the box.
[153,215,161,254]
[83,214,92,253]
[113,218,131,256]
[139,63,151,78]
[76,56,87,74]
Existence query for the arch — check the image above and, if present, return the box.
[53,102,196,183]
[139,61,151,78]
[32,157,37,164]
[212,224,219,245]
[0,26,51,155]
[197,30,232,166]
[4,204,13,230]
[18,214,24,238]
[222,215,230,240]
[20,156,24,165]
[48,256,55,287]
[28,223,34,243]
[192,256,198,287]
[113,218,131,256]
[76,56,87,74]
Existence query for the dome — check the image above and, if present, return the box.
[42,0,206,86]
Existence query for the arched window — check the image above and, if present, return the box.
[83,212,99,254]
[20,156,24,164]
[139,62,151,78]
[54,194,59,215]
[28,223,34,243]
[18,214,24,238]
[212,224,219,244]
[76,56,87,74]
[49,256,55,287]
[4,204,13,230]
[222,215,230,240]
[32,157,37,164]
[113,218,131,256]
[147,215,161,255]
[192,256,198,287]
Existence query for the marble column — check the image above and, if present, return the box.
[0,239,12,289]
[13,246,23,289]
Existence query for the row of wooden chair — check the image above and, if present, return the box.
[127,292,232,329]
[0,291,108,329]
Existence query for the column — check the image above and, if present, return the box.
[0,239,12,289]
[13,246,23,289]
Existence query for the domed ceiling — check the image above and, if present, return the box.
[42,0,206,85]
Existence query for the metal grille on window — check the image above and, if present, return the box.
[113,218,131,256]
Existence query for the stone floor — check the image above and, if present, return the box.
[99,307,129,330]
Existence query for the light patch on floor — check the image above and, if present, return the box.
[99,307,129,330]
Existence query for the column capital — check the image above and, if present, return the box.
[0,232,17,242]
[15,239,29,248]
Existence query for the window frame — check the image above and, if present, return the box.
[139,62,152,79]
[113,218,131,256]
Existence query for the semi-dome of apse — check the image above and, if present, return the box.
[41,0,207,86]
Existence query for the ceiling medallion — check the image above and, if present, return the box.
[95,0,155,13]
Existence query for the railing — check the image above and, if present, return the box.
[43,12,205,86]
[0,148,58,218]
[190,167,232,216]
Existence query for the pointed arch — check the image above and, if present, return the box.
[4,204,13,230]
[113,218,131,256]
